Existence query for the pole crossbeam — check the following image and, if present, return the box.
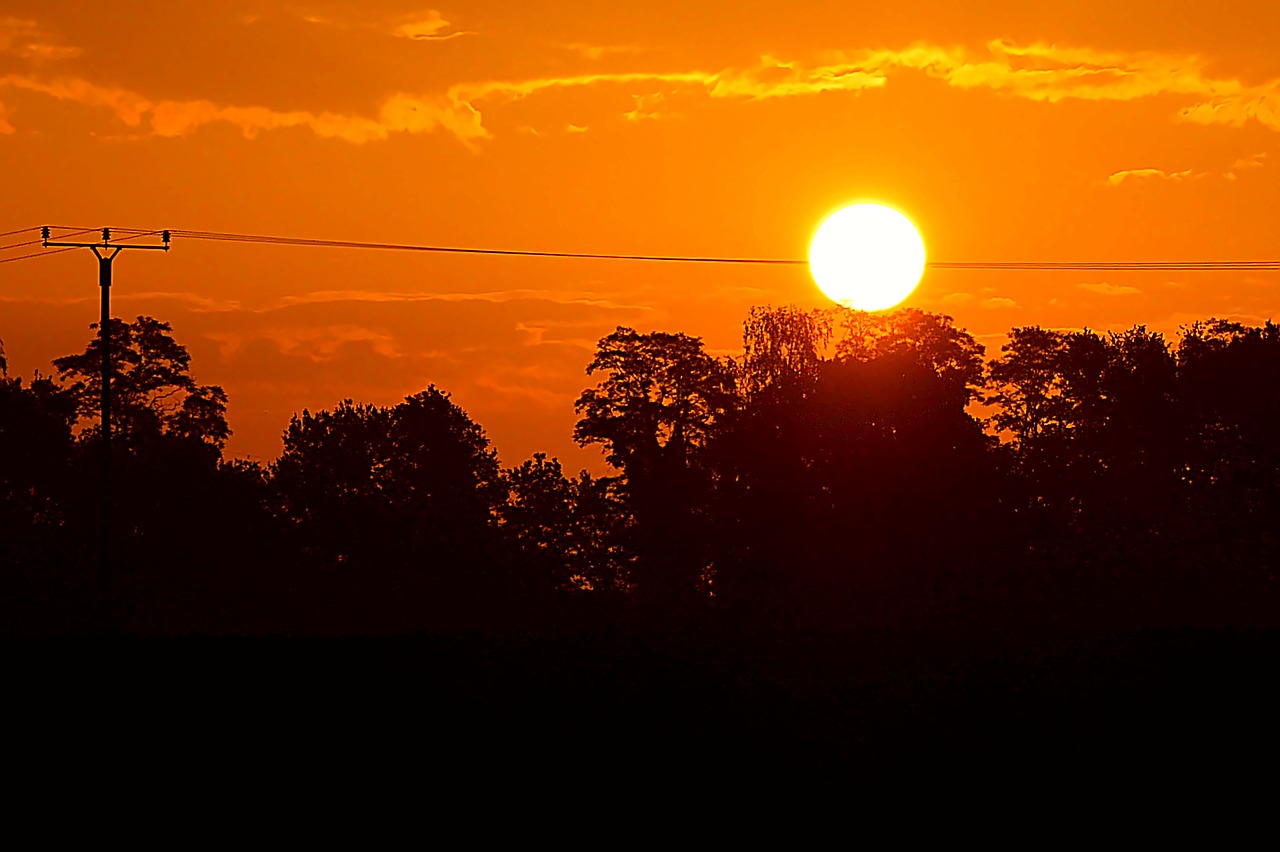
[40,226,170,631]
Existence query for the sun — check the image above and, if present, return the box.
[808,203,927,311]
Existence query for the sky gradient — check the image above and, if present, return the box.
[2,1,1277,470]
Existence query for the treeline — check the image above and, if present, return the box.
[1,307,1278,634]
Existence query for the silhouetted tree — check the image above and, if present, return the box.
[712,308,1003,624]
[52,315,229,452]
[575,327,736,604]
[837,308,987,405]
[1173,319,1280,616]
[499,453,634,595]
[272,387,508,629]
[985,326,1071,450]
[737,305,833,401]
[0,366,87,630]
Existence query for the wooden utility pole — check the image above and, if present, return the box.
[41,227,170,628]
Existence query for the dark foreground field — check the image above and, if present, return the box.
[9,626,1278,780]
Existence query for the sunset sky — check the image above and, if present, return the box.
[2,1,1278,471]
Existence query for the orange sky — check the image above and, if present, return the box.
[2,2,1278,471]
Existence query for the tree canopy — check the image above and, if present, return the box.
[52,315,229,450]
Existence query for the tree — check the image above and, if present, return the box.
[984,326,1071,449]
[272,399,395,564]
[0,370,78,530]
[574,327,737,603]
[52,315,229,450]
[272,387,507,627]
[710,306,1001,622]
[1176,319,1280,516]
[838,308,986,405]
[498,453,634,594]
[575,327,737,478]
[737,305,834,402]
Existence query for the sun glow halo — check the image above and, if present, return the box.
[808,203,926,311]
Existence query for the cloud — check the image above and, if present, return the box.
[0,73,488,145]
[113,291,244,312]
[562,43,643,61]
[9,36,1280,145]
[624,92,666,122]
[1106,167,1205,186]
[0,16,80,61]
[1077,282,1141,296]
[1107,151,1267,185]
[813,40,1280,133]
[274,325,402,361]
[566,123,589,133]
[265,289,652,312]
[982,296,1019,309]
[1180,91,1280,132]
[0,74,151,125]
[0,100,12,134]
[391,11,473,41]
[448,39,1280,130]
[298,8,473,42]
[1232,152,1268,170]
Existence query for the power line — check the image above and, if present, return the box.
[0,246,77,264]
[0,238,42,251]
[165,228,1280,269]
[0,229,99,264]
[3,224,1279,270]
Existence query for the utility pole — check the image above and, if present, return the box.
[42,227,170,629]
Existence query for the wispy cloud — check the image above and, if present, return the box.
[1106,167,1205,186]
[0,16,80,61]
[114,291,244,312]
[0,73,486,144]
[623,92,666,122]
[448,40,1280,131]
[7,36,1280,144]
[255,325,403,362]
[266,288,652,312]
[562,43,643,61]
[1106,150,1267,186]
[1232,152,1268,170]
[0,100,13,134]
[298,8,473,42]
[1078,282,1141,296]
[1226,152,1268,179]
[982,296,1019,309]
[390,10,473,41]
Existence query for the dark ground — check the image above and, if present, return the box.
[9,625,1278,782]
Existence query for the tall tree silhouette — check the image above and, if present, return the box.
[714,308,1000,624]
[837,308,986,405]
[52,316,229,451]
[1175,319,1280,614]
[498,453,634,595]
[737,305,833,402]
[575,326,736,604]
[272,387,507,629]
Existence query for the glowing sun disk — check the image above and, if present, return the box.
[808,204,926,311]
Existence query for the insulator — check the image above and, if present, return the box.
[102,228,110,242]
[41,226,50,241]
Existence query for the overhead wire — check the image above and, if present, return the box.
[2,224,1278,270]
[0,228,106,265]
[0,238,43,251]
